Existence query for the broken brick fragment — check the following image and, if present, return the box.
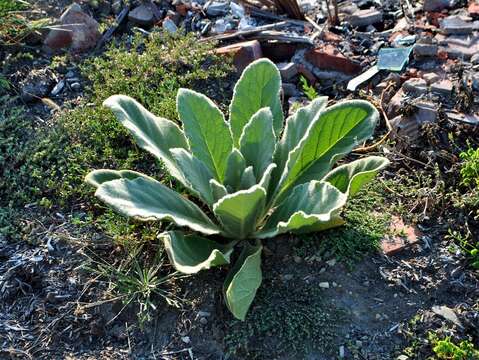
[305,45,361,75]
[381,216,422,256]
[215,40,263,72]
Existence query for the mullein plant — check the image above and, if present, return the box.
[86,59,389,320]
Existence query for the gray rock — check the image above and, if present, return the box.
[402,78,428,95]
[347,8,383,27]
[50,79,65,96]
[206,1,229,17]
[431,79,453,97]
[414,43,438,57]
[129,3,160,27]
[163,18,178,33]
[440,15,479,35]
[471,53,479,64]
[70,82,81,91]
[277,62,298,81]
[44,3,100,53]
[20,69,55,102]
[423,0,453,11]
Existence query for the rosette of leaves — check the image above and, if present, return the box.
[86,59,389,320]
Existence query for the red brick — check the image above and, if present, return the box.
[305,45,361,75]
[215,40,263,72]
[381,216,422,256]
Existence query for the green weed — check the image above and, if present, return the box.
[0,32,232,240]
[429,333,479,360]
[446,229,479,269]
[85,243,183,326]
[0,0,50,45]
[459,143,479,188]
[299,75,319,101]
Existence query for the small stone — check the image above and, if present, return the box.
[198,310,211,317]
[65,70,75,78]
[397,355,409,360]
[432,305,463,327]
[431,79,453,97]
[199,317,208,325]
[422,72,440,85]
[339,345,345,357]
[20,69,55,102]
[319,282,330,288]
[319,267,326,274]
[50,79,65,96]
[129,3,159,27]
[423,0,452,11]
[375,313,382,320]
[277,62,298,81]
[70,82,81,91]
[440,15,478,35]
[206,1,229,16]
[356,340,363,348]
[326,258,337,267]
[181,336,190,344]
[414,43,438,57]
[332,282,338,287]
[293,255,302,264]
[163,18,178,33]
[402,78,427,95]
[283,274,294,281]
[347,8,383,27]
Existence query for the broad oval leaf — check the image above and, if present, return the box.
[213,185,266,239]
[268,97,328,202]
[177,88,233,181]
[103,95,189,186]
[324,156,390,196]
[239,107,276,180]
[85,169,145,188]
[160,231,233,274]
[95,176,220,235]
[170,148,215,205]
[275,100,379,203]
[257,181,347,239]
[224,243,262,321]
[229,59,283,146]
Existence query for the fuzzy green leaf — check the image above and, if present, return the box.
[240,166,256,190]
[224,243,262,321]
[324,156,390,196]
[85,169,145,188]
[224,148,246,193]
[160,231,232,274]
[213,185,266,239]
[170,148,215,205]
[257,181,347,239]
[276,100,379,203]
[229,59,283,146]
[95,176,220,235]
[177,88,233,181]
[268,97,328,202]
[239,107,276,180]
[103,95,189,186]
[210,179,228,202]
